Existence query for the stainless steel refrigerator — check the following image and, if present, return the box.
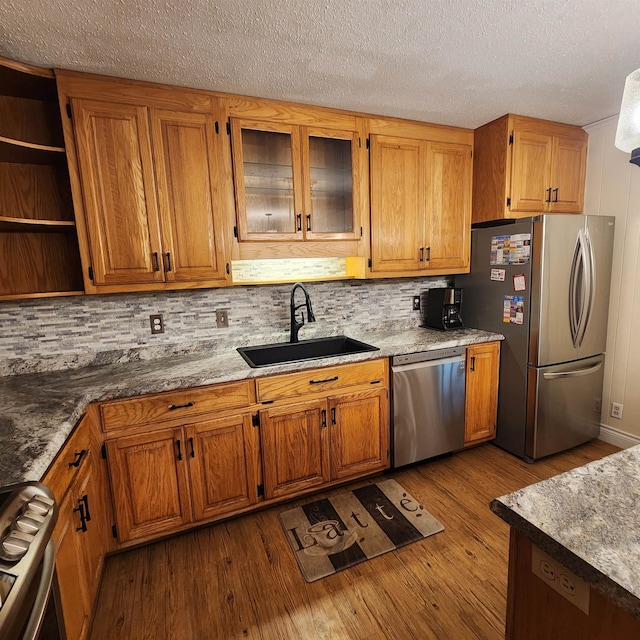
[456,215,614,461]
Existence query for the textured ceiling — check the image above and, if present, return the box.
[1,0,639,129]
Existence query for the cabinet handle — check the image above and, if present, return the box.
[309,376,338,385]
[169,401,194,411]
[296,214,302,231]
[306,214,311,232]
[470,356,476,372]
[425,246,431,261]
[164,252,172,272]
[321,409,327,428]
[189,437,195,458]
[419,247,425,262]
[68,449,87,469]
[79,494,91,522]
[545,187,552,203]
[331,407,336,425]
[552,188,559,203]
[370,379,381,385]
[73,499,87,533]
[176,439,183,461]
[152,252,160,271]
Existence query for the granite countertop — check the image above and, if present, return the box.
[491,446,640,620]
[1,324,503,487]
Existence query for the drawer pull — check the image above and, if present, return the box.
[169,401,194,411]
[68,449,87,468]
[370,379,381,385]
[309,376,339,385]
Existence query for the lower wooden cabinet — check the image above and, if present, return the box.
[106,410,259,543]
[47,410,111,640]
[464,341,500,444]
[259,382,390,500]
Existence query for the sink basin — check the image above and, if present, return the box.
[237,335,379,368]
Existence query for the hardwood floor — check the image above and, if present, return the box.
[90,440,619,640]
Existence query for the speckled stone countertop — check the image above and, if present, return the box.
[491,446,640,620]
[1,324,502,487]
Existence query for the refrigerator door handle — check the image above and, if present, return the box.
[577,229,596,347]
[569,233,582,347]
[542,361,603,379]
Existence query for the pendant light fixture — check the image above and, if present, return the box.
[615,69,640,167]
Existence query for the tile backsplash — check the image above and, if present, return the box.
[0,276,451,374]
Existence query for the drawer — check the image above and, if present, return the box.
[100,380,255,432]
[256,359,387,403]
[42,413,93,504]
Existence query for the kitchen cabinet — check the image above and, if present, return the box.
[368,118,473,276]
[227,97,367,259]
[100,380,259,543]
[257,359,390,500]
[472,114,587,224]
[464,341,500,445]
[0,55,83,300]
[45,409,112,640]
[57,72,232,293]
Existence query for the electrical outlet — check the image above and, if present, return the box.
[412,295,421,311]
[611,402,623,419]
[215,309,229,328]
[149,314,164,334]
[531,545,590,614]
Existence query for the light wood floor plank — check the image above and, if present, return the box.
[90,440,619,640]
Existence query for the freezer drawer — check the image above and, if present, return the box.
[526,354,604,460]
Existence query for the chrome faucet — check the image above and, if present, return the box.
[290,282,316,342]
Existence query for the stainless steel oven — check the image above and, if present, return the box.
[0,482,60,640]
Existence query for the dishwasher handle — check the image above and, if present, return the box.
[392,354,466,371]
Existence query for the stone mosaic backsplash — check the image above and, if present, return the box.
[0,276,451,375]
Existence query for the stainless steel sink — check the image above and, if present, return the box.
[237,335,379,368]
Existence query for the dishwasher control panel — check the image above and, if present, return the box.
[392,346,466,367]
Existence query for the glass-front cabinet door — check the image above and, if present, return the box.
[231,120,304,241]
[303,127,359,240]
[230,118,360,242]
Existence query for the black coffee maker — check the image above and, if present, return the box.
[420,287,464,330]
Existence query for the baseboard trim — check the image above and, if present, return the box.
[598,425,640,449]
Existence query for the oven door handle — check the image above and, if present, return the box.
[21,539,56,640]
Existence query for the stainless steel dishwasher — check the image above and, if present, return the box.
[392,346,466,468]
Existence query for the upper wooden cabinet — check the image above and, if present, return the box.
[472,114,587,224]
[368,118,473,276]
[227,98,367,259]
[0,56,83,300]
[57,72,232,293]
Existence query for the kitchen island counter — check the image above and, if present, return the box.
[1,325,502,486]
[491,445,640,635]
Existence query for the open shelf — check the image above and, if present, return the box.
[0,136,66,164]
[0,216,76,233]
[0,56,57,100]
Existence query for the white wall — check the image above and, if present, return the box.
[584,115,640,446]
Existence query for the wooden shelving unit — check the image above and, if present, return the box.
[0,55,84,299]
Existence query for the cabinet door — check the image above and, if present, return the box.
[465,342,500,444]
[259,399,329,499]
[71,98,164,285]
[302,127,360,240]
[509,130,552,213]
[150,109,229,283]
[328,389,389,480]
[370,134,425,271]
[54,490,91,640]
[186,413,259,521]
[549,135,586,213]
[425,141,472,271]
[231,119,304,241]
[106,427,192,542]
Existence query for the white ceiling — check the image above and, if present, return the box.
[1,0,639,129]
